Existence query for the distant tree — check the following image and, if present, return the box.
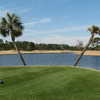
[0,13,26,65]
[74,25,100,66]
[92,37,100,48]
[0,39,4,43]
[27,42,35,50]
[76,40,83,50]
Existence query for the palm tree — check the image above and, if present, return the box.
[74,25,100,66]
[0,13,26,66]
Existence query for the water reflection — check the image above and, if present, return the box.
[0,53,100,70]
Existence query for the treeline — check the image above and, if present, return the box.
[0,39,84,51]
[35,44,83,50]
[0,40,35,51]
[0,39,99,51]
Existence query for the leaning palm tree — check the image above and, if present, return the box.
[0,13,26,66]
[74,25,100,66]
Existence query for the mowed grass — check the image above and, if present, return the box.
[0,66,100,100]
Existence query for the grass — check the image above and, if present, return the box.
[0,66,100,100]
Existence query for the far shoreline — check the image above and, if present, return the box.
[0,50,100,56]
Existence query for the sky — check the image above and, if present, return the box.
[0,0,100,45]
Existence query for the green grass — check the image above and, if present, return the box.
[0,66,100,100]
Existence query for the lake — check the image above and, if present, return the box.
[0,53,100,70]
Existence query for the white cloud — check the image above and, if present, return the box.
[22,25,91,45]
[0,7,31,17]
[24,25,90,34]
[19,8,32,14]
[0,9,10,16]
[33,35,90,45]
[24,18,51,26]
[25,24,100,35]
[16,34,90,46]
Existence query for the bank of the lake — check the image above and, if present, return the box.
[0,50,100,56]
[0,66,100,100]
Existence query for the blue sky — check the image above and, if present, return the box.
[0,0,100,45]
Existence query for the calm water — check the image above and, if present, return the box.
[0,53,100,70]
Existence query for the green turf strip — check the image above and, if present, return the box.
[0,66,100,100]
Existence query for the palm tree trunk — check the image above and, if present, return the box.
[74,33,94,66]
[13,41,26,66]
